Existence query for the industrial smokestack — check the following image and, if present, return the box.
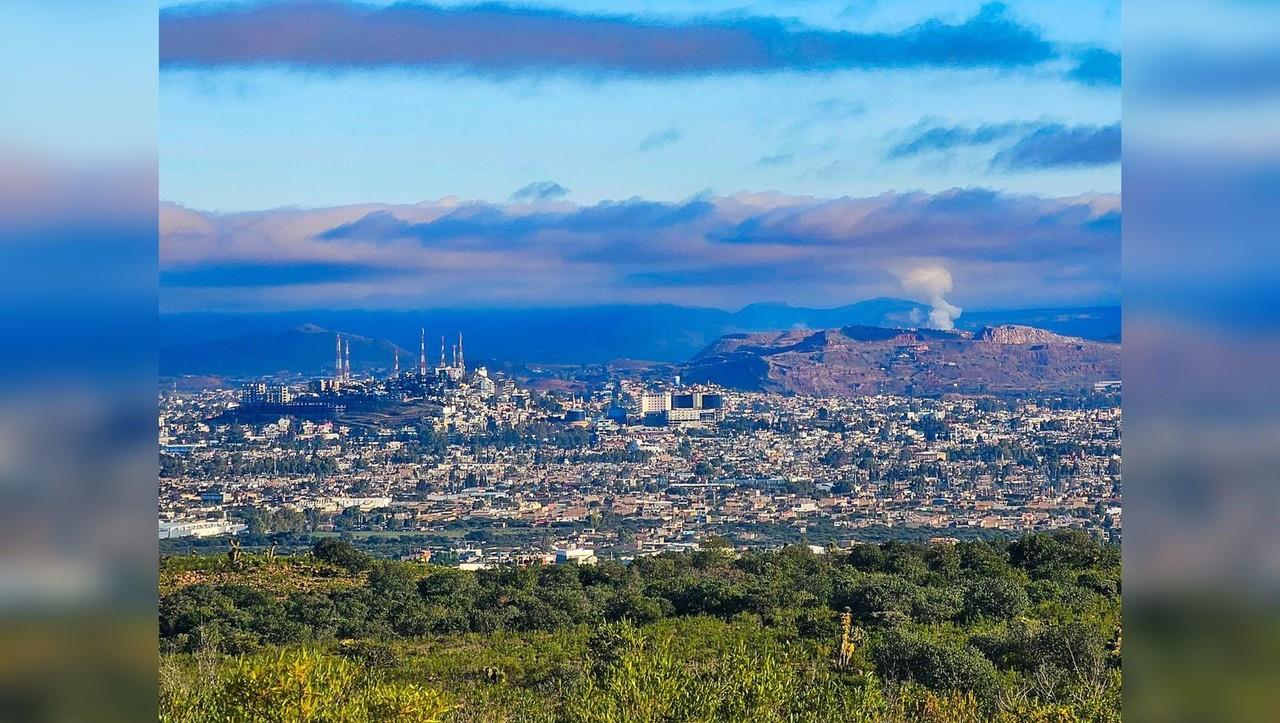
[458,332,464,373]
[344,338,351,381]
[393,348,400,377]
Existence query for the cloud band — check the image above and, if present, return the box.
[161,1,1107,82]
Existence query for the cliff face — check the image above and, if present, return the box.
[977,324,1083,345]
[681,325,1119,396]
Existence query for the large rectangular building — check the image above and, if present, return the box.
[240,382,292,405]
[642,390,725,426]
[640,392,671,414]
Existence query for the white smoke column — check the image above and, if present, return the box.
[896,263,962,330]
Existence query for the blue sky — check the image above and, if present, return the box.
[159,0,1120,316]
[5,2,155,162]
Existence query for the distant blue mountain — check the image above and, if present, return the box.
[159,300,1119,376]
[160,324,409,379]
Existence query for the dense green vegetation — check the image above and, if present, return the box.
[160,530,1120,721]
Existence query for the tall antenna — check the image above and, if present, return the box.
[458,332,464,373]
[343,338,351,381]
[440,335,446,367]
[393,348,400,376]
[418,327,427,376]
[334,334,342,382]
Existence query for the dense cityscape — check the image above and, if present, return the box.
[159,330,1121,567]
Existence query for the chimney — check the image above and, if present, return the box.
[458,332,465,373]
[393,348,400,376]
[344,338,351,381]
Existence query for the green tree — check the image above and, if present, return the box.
[312,538,371,572]
[961,577,1030,622]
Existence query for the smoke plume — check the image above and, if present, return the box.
[896,263,962,330]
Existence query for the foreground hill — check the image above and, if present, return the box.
[681,324,1119,396]
[160,532,1120,722]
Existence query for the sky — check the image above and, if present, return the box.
[5,2,155,162]
[159,0,1120,318]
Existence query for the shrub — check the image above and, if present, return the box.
[366,561,421,599]
[871,629,1001,704]
[834,574,921,624]
[605,591,669,625]
[312,538,371,573]
[159,648,449,723]
[569,626,887,723]
[337,639,401,669]
[961,578,1030,622]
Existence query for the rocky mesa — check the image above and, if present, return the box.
[680,324,1119,396]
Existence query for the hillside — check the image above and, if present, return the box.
[160,532,1121,722]
[682,324,1119,396]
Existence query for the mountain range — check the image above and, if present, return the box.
[160,323,409,379]
[159,300,1118,377]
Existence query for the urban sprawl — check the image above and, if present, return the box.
[160,331,1121,567]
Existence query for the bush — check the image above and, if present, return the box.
[337,639,401,669]
[159,648,449,723]
[834,574,921,624]
[871,629,1001,704]
[913,586,963,624]
[366,561,420,599]
[605,591,670,625]
[570,627,854,723]
[313,538,371,573]
[961,578,1029,622]
[794,607,841,639]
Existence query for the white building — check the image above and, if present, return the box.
[555,547,598,566]
[159,519,247,540]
